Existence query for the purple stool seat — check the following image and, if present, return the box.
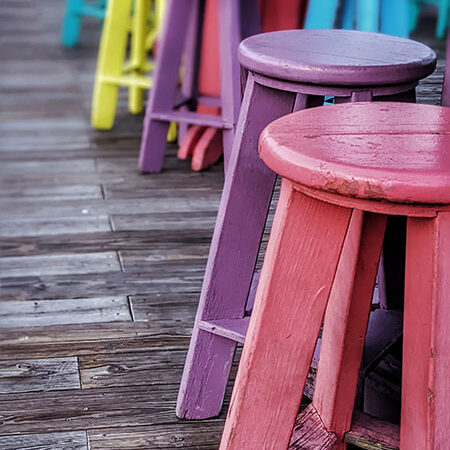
[177,29,437,421]
[239,30,436,86]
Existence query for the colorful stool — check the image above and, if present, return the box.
[305,0,409,38]
[91,0,169,131]
[176,29,436,420]
[62,0,106,48]
[138,0,261,173]
[221,102,450,449]
[410,0,450,38]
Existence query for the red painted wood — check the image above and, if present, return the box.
[191,127,224,171]
[289,404,337,449]
[402,212,450,449]
[177,125,204,160]
[259,0,307,31]
[220,181,352,449]
[259,102,450,205]
[313,210,386,447]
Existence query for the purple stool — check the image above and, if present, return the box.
[138,0,260,173]
[177,29,436,420]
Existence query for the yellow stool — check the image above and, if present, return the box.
[91,0,176,140]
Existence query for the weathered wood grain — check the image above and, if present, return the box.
[0,431,88,450]
[0,271,204,301]
[0,252,121,278]
[88,423,224,449]
[0,322,192,359]
[0,384,229,435]
[0,215,112,238]
[0,357,80,393]
[0,297,132,327]
[129,293,198,322]
[344,411,400,450]
[289,404,337,449]
[79,350,187,389]
[0,185,103,202]
[111,211,217,231]
[0,230,212,257]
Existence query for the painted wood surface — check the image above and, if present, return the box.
[238,29,436,85]
[220,183,351,449]
[259,102,450,205]
[402,212,450,449]
[313,211,386,445]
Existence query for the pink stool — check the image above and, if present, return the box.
[177,29,436,421]
[138,0,260,173]
[221,102,450,449]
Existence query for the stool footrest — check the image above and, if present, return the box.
[289,404,337,449]
[101,74,152,89]
[344,411,399,450]
[150,111,233,129]
[198,318,250,343]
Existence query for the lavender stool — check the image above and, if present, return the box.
[138,0,260,173]
[177,29,436,420]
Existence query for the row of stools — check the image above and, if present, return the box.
[146,3,450,450]
[63,0,450,448]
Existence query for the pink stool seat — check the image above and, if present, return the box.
[260,102,450,205]
[239,30,436,86]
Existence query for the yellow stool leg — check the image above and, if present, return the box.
[91,0,132,130]
[128,0,149,114]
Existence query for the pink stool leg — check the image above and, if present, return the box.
[176,74,296,419]
[178,0,204,144]
[401,213,450,449]
[220,183,352,449]
[139,0,195,172]
[310,211,386,449]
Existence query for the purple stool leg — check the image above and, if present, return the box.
[176,74,297,419]
[218,0,241,172]
[218,0,261,172]
[139,0,195,172]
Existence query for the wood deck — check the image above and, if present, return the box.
[0,1,445,449]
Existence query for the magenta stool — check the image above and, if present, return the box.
[138,0,260,173]
[221,102,450,449]
[177,29,436,420]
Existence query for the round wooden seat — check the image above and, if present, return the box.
[259,102,450,205]
[239,30,436,86]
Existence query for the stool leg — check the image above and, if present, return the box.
[220,183,352,449]
[356,0,379,32]
[312,211,386,448]
[176,74,296,419]
[437,0,450,38]
[381,0,409,37]
[128,0,148,115]
[91,0,132,130]
[401,212,450,449]
[139,0,195,172]
[218,0,241,172]
[62,0,83,48]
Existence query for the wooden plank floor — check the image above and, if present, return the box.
[0,1,445,449]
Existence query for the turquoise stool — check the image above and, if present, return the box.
[305,0,409,38]
[410,0,450,38]
[62,0,106,48]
